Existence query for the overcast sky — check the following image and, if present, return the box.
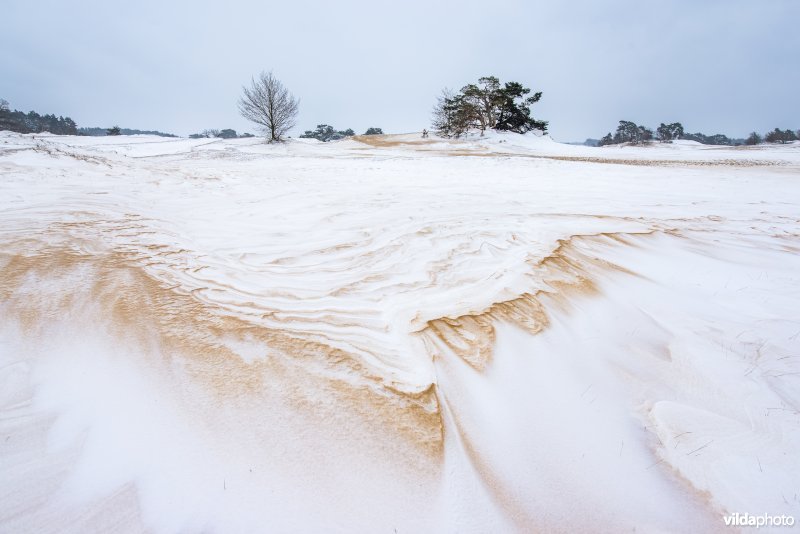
[2,0,798,141]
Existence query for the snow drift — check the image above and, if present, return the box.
[1,131,799,532]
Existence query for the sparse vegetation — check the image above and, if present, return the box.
[79,127,177,137]
[598,121,653,146]
[363,127,383,135]
[189,129,250,139]
[299,125,355,142]
[764,128,797,144]
[656,122,684,142]
[217,129,238,139]
[745,132,762,145]
[681,132,737,146]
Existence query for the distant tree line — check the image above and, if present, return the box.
[598,120,799,146]
[299,124,355,142]
[431,76,547,138]
[680,131,741,146]
[0,99,78,135]
[79,126,177,137]
[0,97,181,137]
[188,129,254,139]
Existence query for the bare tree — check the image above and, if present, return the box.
[238,71,299,142]
[0,98,9,112]
[432,88,472,138]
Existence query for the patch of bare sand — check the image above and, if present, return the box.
[1,227,659,459]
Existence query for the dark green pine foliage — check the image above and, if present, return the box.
[682,132,731,145]
[494,82,548,133]
[656,122,684,142]
[217,129,238,139]
[0,100,79,135]
[745,132,761,145]
[764,128,798,144]
[431,76,547,138]
[298,125,355,142]
[598,120,654,146]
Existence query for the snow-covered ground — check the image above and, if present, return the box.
[1,131,799,532]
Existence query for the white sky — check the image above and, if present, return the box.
[2,0,798,141]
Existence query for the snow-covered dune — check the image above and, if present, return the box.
[1,131,799,532]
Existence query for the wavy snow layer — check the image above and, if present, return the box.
[1,132,799,532]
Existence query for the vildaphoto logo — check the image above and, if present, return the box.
[723,512,795,528]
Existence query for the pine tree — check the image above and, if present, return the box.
[432,90,472,138]
[745,132,761,145]
[656,122,684,142]
[599,120,654,145]
[431,76,547,137]
[764,128,784,143]
[494,82,548,133]
[615,121,640,143]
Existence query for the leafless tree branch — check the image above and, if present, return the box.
[238,71,299,142]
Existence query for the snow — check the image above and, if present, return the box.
[1,130,799,532]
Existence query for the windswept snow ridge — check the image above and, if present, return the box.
[1,131,799,532]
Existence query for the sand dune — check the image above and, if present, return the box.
[1,131,799,532]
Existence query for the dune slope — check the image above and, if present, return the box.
[1,132,799,532]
